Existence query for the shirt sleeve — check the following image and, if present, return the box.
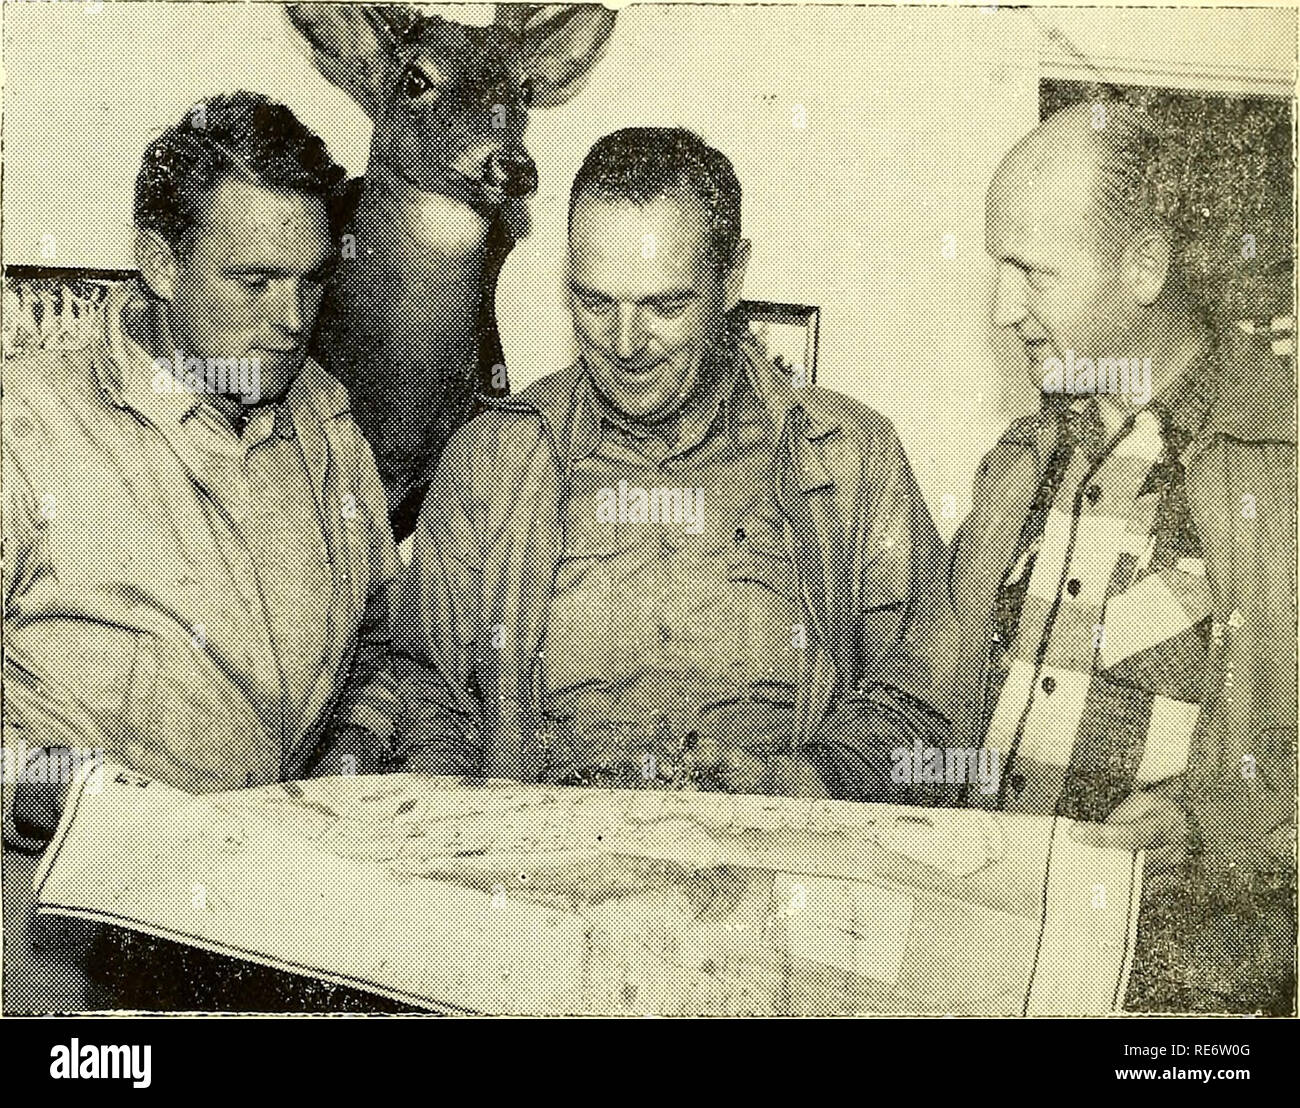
[809,410,958,802]
[3,403,43,606]
[323,431,405,765]
[388,423,488,775]
[2,405,99,847]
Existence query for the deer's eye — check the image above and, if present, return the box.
[399,65,437,102]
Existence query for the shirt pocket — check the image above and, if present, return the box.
[725,522,798,600]
[723,525,802,686]
[544,542,645,694]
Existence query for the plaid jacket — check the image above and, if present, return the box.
[931,328,1296,1010]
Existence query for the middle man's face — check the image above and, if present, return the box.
[567,190,737,424]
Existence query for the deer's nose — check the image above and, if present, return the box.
[484,150,538,199]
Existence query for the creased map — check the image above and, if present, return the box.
[35,763,1142,1015]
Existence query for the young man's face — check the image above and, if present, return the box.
[567,189,744,424]
[164,175,335,402]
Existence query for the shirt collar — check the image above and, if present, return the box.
[94,280,347,444]
[1150,350,1220,448]
[100,281,205,426]
[1037,336,1222,458]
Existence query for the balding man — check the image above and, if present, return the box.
[933,101,1295,1011]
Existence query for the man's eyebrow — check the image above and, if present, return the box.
[1001,254,1055,275]
[568,281,613,300]
[569,282,699,304]
[220,260,337,280]
[641,290,698,305]
[222,266,286,278]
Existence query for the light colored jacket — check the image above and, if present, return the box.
[3,283,402,797]
[394,333,949,794]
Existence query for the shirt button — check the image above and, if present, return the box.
[1041,676,1056,693]
[1066,578,1082,597]
[1086,484,1102,505]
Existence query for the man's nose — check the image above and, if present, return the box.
[271,280,313,336]
[992,263,1029,328]
[613,304,646,361]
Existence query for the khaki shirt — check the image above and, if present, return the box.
[3,284,402,800]
[540,367,806,786]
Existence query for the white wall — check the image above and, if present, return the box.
[498,3,1042,528]
[4,2,1294,535]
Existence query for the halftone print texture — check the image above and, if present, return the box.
[2,1,1294,1018]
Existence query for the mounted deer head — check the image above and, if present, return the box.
[284,4,615,535]
[287,3,615,218]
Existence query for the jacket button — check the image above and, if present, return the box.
[1086,484,1102,505]
[1066,578,1081,597]
[1041,676,1056,693]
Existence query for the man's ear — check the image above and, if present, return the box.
[722,238,752,313]
[1120,228,1171,307]
[134,228,178,302]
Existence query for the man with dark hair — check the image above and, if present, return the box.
[568,126,744,269]
[134,92,349,251]
[933,100,1295,1010]
[394,126,947,798]
[5,90,402,843]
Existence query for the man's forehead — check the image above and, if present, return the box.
[189,176,332,262]
[986,137,1100,257]
[569,193,712,267]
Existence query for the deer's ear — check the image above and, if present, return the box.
[285,3,415,117]
[502,4,616,108]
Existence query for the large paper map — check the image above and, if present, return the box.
[35,764,1142,1015]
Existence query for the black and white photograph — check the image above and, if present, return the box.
[0,0,1295,1065]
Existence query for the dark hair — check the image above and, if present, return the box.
[134,91,349,252]
[568,127,742,268]
[1089,101,1167,242]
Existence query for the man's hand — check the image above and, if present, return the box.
[1069,790,1190,877]
[764,754,832,799]
[689,735,831,798]
[306,725,387,778]
[689,733,768,794]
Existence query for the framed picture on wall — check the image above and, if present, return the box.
[739,299,820,387]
